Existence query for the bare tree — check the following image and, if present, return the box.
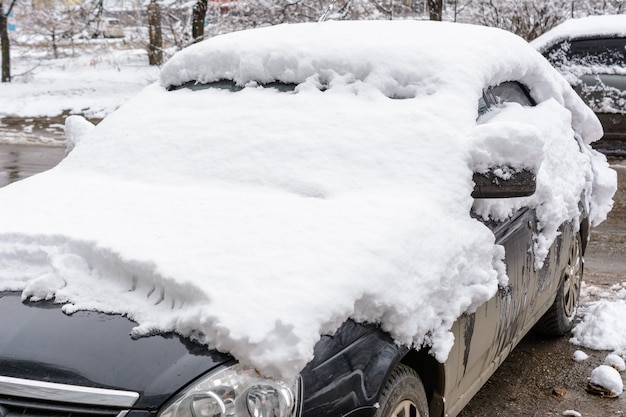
[1,0,16,82]
[148,0,163,65]
[191,0,208,43]
[428,0,442,20]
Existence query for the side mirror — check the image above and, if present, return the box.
[472,169,536,199]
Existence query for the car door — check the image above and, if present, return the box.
[443,81,550,416]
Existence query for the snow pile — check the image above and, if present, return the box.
[0,21,616,380]
[572,282,626,355]
[605,353,626,371]
[573,350,589,362]
[589,365,623,397]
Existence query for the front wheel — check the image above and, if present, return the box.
[374,364,429,417]
[536,232,583,336]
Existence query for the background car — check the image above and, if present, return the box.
[94,17,125,38]
[532,14,626,156]
[0,20,616,417]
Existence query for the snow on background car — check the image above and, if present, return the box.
[0,20,620,381]
[531,15,626,114]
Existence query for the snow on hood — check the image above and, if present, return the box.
[0,20,616,380]
[531,14,626,53]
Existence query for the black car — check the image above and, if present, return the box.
[0,21,616,417]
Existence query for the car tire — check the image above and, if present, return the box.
[536,232,583,336]
[374,364,429,417]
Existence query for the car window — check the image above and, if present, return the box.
[546,37,626,67]
[478,81,534,117]
[168,80,298,92]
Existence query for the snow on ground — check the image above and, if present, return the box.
[0,41,159,121]
[0,21,618,380]
[572,282,626,357]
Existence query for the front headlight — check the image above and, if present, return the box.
[158,364,301,417]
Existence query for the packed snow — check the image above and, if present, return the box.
[573,350,589,362]
[589,364,623,396]
[605,353,626,371]
[572,282,626,357]
[0,21,617,380]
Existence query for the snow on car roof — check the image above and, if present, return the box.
[0,20,616,380]
[531,14,626,52]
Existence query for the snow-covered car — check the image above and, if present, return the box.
[0,21,617,417]
[532,14,626,156]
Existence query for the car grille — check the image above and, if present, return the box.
[0,397,126,417]
[0,376,137,417]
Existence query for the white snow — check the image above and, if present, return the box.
[572,282,626,356]
[531,15,626,52]
[605,353,626,371]
[0,44,159,122]
[589,365,624,396]
[0,20,617,380]
[573,350,589,362]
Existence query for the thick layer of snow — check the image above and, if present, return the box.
[0,21,617,380]
[531,15,626,52]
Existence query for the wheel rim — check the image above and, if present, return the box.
[390,400,420,417]
[562,235,582,318]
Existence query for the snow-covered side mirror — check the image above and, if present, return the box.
[64,115,95,155]
[471,169,536,199]
[468,121,543,199]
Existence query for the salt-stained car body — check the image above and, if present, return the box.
[532,14,626,156]
[0,21,617,417]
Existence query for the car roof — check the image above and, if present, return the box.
[160,20,600,144]
[531,14,626,52]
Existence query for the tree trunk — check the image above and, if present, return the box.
[428,0,442,20]
[147,0,162,66]
[191,0,208,43]
[0,2,10,82]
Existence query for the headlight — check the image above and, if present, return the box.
[157,364,301,417]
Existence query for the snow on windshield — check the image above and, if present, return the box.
[0,20,616,380]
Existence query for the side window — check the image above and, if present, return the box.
[478,81,534,117]
[546,37,626,67]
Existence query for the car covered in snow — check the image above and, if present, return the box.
[532,14,626,156]
[0,20,617,417]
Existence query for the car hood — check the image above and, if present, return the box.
[0,291,232,410]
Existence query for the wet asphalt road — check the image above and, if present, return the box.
[0,143,65,187]
[0,139,624,416]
